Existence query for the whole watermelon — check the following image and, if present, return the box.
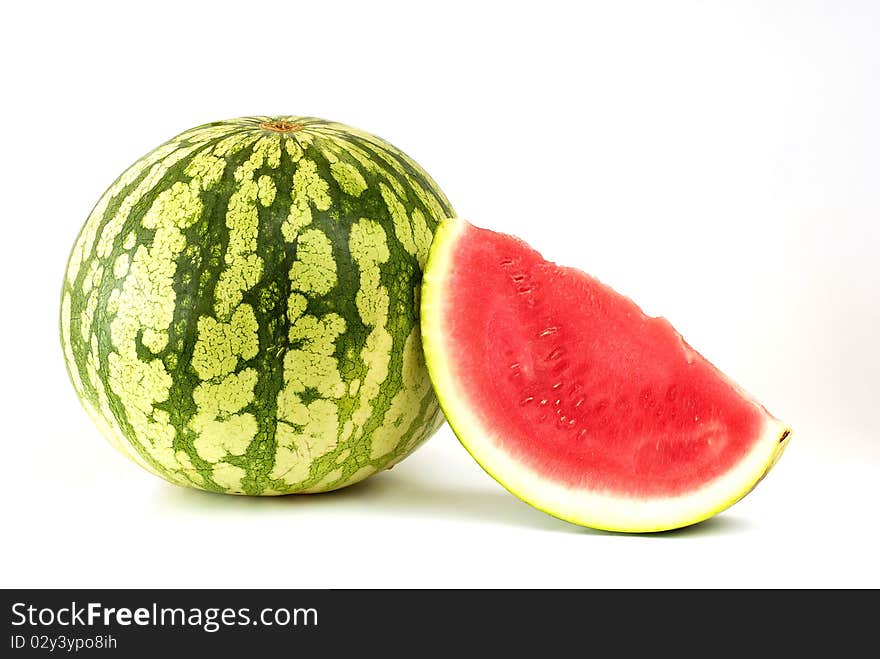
[61,116,453,494]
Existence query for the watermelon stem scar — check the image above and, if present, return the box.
[421,218,791,533]
[260,121,304,133]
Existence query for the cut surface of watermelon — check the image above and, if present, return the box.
[421,218,790,532]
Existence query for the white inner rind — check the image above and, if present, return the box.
[421,218,790,533]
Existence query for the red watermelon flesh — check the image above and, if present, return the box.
[421,219,790,532]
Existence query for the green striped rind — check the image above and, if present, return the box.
[61,116,452,494]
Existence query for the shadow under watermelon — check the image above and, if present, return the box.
[151,465,754,537]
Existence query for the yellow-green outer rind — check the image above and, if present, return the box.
[421,218,791,532]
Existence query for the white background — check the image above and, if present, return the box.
[2,1,877,588]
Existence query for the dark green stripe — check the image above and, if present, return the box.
[95,136,259,487]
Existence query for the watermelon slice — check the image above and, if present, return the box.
[421,218,791,532]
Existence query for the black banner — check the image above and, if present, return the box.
[1,589,870,654]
